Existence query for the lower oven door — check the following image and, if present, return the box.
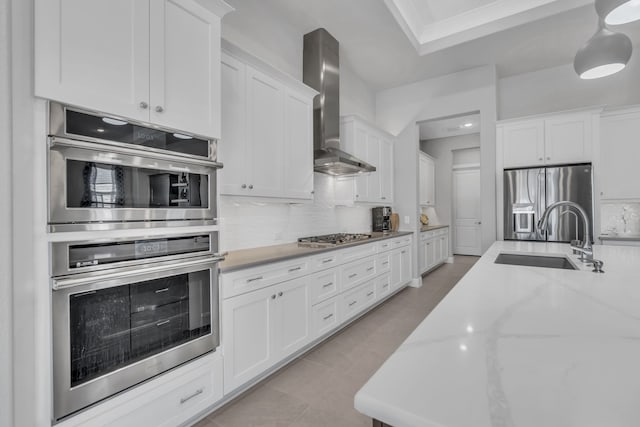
[52,257,219,421]
[48,137,218,231]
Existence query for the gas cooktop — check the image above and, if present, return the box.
[297,233,372,248]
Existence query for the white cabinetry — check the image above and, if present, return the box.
[35,0,232,138]
[419,227,449,274]
[600,108,640,200]
[340,116,395,204]
[419,152,435,206]
[219,46,316,200]
[499,112,596,169]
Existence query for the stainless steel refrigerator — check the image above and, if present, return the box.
[504,164,593,242]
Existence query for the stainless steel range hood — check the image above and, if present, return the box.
[303,28,375,176]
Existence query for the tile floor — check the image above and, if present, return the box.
[195,256,479,427]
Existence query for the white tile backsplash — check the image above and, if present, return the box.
[219,173,372,251]
[601,202,640,235]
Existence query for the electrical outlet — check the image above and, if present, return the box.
[404,215,410,225]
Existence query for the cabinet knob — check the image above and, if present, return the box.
[139,102,148,109]
[546,157,551,160]
[381,196,386,200]
[241,184,247,189]
[311,190,315,194]
[278,291,283,297]
[271,294,276,299]
[155,106,164,113]
[248,184,254,189]
[538,157,543,161]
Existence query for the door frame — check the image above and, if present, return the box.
[452,163,482,256]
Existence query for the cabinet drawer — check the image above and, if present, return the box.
[309,268,339,305]
[341,281,376,321]
[376,273,391,300]
[392,236,412,247]
[377,253,390,273]
[376,239,393,252]
[420,231,434,241]
[312,296,340,338]
[340,243,377,263]
[310,252,340,271]
[222,258,310,299]
[341,258,376,291]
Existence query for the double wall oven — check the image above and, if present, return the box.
[48,103,224,421]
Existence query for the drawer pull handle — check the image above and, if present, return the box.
[156,319,171,327]
[348,273,358,279]
[155,288,169,294]
[366,267,374,272]
[323,313,334,320]
[366,291,374,297]
[383,284,389,288]
[401,250,407,254]
[349,300,357,307]
[322,258,333,264]
[322,282,333,288]
[247,276,263,283]
[288,267,302,272]
[382,262,389,266]
[180,388,204,404]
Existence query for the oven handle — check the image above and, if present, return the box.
[52,256,225,291]
[49,136,224,169]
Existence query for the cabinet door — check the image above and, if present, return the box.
[35,0,150,121]
[400,247,411,285]
[390,250,402,289]
[502,121,545,168]
[367,133,382,202]
[284,89,314,199]
[353,126,370,201]
[219,53,249,195]
[419,156,428,205]
[424,158,435,206]
[439,235,449,263]
[149,0,222,138]
[544,114,592,165]
[600,111,640,200]
[380,139,394,203]
[426,239,436,270]
[275,279,311,359]
[246,66,285,197]
[222,286,275,393]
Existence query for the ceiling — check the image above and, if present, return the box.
[223,0,640,91]
[419,113,481,140]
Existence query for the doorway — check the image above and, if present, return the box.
[452,161,482,256]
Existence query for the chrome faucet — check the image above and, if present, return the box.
[537,201,593,262]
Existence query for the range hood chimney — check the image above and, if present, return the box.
[303,28,376,176]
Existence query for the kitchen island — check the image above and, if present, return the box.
[355,240,640,427]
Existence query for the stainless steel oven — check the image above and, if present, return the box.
[48,103,222,232]
[51,233,224,421]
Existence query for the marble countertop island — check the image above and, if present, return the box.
[355,241,640,427]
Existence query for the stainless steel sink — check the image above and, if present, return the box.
[494,253,578,270]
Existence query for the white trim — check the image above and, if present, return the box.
[408,277,422,288]
[452,162,481,170]
[497,106,604,125]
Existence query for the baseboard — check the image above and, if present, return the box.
[446,257,454,264]
[408,277,422,288]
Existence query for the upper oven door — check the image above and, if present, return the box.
[48,137,218,230]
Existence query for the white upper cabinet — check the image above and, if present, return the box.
[600,108,640,200]
[419,152,435,206]
[35,0,232,138]
[500,111,596,169]
[219,45,317,200]
[340,116,395,204]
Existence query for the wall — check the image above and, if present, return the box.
[601,202,640,236]
[421,135,481,254]
[219,174,370,251]
[498,53,640,120]
[377,66,497,253]
[0,0,13,425]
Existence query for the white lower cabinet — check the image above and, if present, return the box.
[222,278,310,393]
[341,280,376,321]
[312,296,341,338]
[420,228,449,274]
[376,273,392,300]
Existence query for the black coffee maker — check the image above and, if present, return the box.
[372,206,392,232]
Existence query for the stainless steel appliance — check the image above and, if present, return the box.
[503,164,593,242]
[48,103,221,231]
[51,233,224,421]
[297,233,372,248]
[303,29,375,176]
[372,206,392,232]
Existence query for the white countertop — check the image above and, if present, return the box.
[355,241,640,427]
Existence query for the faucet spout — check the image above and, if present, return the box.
[537,201,592,262]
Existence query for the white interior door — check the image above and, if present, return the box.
[453,168,482,256]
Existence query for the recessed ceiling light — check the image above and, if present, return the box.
[96,128,105,133]
[102,117,128,126]
[173,133,193,140]
[461,123,473,128]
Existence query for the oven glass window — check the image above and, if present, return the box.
[65,110,210,158]
[65,160,209,209]
[69,270,211,387]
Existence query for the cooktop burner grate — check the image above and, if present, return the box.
[297,233,372,247]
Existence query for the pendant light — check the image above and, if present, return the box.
[596,0,640,25]
[573,19,632,79]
